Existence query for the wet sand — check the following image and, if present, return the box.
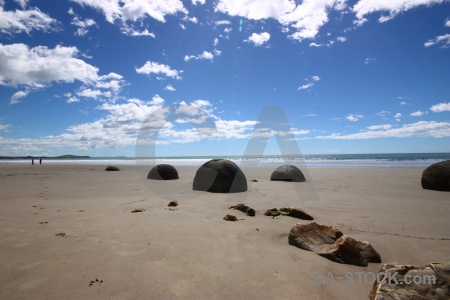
[0,164,449,299]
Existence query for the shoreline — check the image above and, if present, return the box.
[1,164,449,299]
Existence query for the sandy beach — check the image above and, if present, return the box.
[0,163,449,299]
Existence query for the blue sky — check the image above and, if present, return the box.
[1,0,449,157]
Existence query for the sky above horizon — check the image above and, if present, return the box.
[1,0,450,157]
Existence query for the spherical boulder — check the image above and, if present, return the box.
[193,159,247,193]
[147,164,179,180]
[270,165,305,182]
[421,160,450,191]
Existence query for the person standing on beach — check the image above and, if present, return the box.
[32,159,34,165]
[39,158,42,165]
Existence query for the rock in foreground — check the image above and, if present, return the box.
[148,164,179,180]
[289,222,381,266]
[229,203,255,216]
[369,261,450,300]
[421,160,450,191]
[193,159,247,193]
[270,165,306,182]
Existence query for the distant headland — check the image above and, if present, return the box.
[0,154,90,160]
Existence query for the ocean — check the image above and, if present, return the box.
[2,153,449,168]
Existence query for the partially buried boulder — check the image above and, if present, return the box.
[148,164,179,180]
[193,159,247,193]
[421,160,450,191]
[105,166,120,171]
[369,261,450,299]
[270,165,305,182]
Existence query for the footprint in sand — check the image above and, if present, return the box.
[55,232,65,237]
[39,221,48,225]
[89,278,104,288]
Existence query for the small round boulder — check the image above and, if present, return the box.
[147,164,179,180]
[105,166,120,171]
[421,160,450,191]
[270,165,305,182]
[193,159,247,193]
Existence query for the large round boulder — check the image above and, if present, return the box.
[147,164,179,180]
[270,165,305,182]
[421,160,450,191]
[193,159,247,193]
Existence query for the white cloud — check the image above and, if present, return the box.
[353,0,448,23]
[77,88,105,99]
[367,124,392,130]
[245,32,270,46]
[346,113,364,122]
[0,43,101,87]
[297,75,320,90]
[336,36,347,42]
[192,0,205,4]
[67,96,80,103]
[375,110,390,116]
[364,57,375,64]
[410,110,426,117]
[317,121,450,139]
[71,0,187,23]
[0,123,11,131]
[184,51,214,61]
[10,90,29,104]
[14,0,29,8]
[430,102,450,112]
[164,84,175,91]
[298,83,314,90]
[135,60,182,79]
[213,38,219,46]
[121,26,155,37]
[215,20,231,26]
[394,113,402,121]
[446,19,450,27]
[68,8,97,36]
[179,23,186,30]
[399,101,408,105]
[0,5,59,35]
[215,0,345,41]
[424,33,450,48]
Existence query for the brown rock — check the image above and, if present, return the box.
[421,160,450,191]
[369,261,450,300]
[229,203,255,216]
[264,207,281,217]
[288,222,343,251]
[316,236,381,267]
[223,214,238,221]
[131,208,145,213]
[279,207,314,220]
[168,201,178,207]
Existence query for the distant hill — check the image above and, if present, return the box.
[0,154,90,159]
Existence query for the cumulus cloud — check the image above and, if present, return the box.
[430,102,450,112]
[192,0,205,5]
[245,32,270,46]
[399,101,408,105]
[135,60,182,79]
[215,0,345,41]
[410,110,426,117]
[353,0,448,23]
[394,113,402,121]
[71,0,187,24]
[317,121,450,139]
[0,43,97,87]
[346,113,364,122]
[0,4,59,35]
[164,84,175,91]
[215,20,231,26]
[375,110,390,116]
[184,51,214,61]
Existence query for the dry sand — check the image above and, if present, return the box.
[0,163,449,299]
